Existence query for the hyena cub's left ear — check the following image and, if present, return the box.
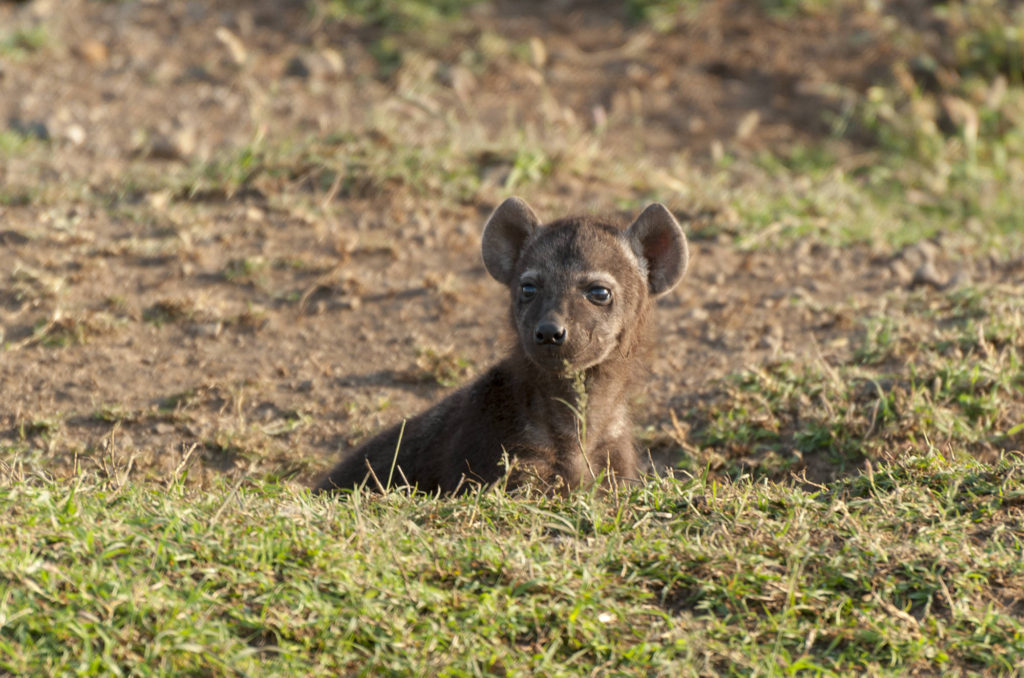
[626,203,689,296]
[481,197,542,286]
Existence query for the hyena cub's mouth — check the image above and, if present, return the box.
[525,341,601,374]
[523,345,572,371]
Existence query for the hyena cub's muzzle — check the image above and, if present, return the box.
[533,320,566,346]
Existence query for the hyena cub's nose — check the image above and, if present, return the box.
[534,321,567,346]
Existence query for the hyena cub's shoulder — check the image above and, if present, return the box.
[314,197,689,495]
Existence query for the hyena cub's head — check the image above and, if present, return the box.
[481,197,689,373]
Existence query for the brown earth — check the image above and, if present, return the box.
[0,0,1010,486]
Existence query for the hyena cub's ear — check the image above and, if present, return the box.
[626,203,689,296]
[481,197,541,286]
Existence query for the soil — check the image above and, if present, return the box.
[0,0,1010,486]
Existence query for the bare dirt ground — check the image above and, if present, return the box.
[1,0,1019,486]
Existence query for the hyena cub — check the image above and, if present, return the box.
[314,197,688,494]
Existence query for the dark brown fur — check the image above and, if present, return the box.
[314,198,688,494]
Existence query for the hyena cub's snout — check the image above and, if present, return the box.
[533,319,566,346]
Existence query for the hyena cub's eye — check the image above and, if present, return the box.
[520,283,538,300]
[585,286,612,305]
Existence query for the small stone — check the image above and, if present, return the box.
[889,260,911,284]
[529,37,547,68]
[188,321,222,338]
[903,240,939,268]
[172,127,197,156]
[320,48,345,76]
[0,230,30,245]
[710,139,725,162]
[146,190,171,210]
[284,50,346,80]
[285,55,312,78]
[63,124,86,146]
[686,307,709,322]
[911,260,946,289]
[736,110,761,141]
[946,269,970,289]
[75,39,108,66]
[789,286,815,304]
[444,64,476,103]
[757,323,784,351]
[149,127,197,160]
[215,27,247,66]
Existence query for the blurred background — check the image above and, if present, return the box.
[1,0,1021,483]
[4,0,1024,231]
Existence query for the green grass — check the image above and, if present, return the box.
[0,26,48,59]
[309,0,484,76]
[2,453,1023,675]
[4,1,1024,674]
[0,129,43,156]
[626,0,838,29]
[313,0,483,32]
[686,280,1024,479]
[168,128,568,211]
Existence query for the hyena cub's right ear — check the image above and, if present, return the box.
[481,197,541,286]
[626,203,689,296]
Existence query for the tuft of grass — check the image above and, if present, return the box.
[939,1,1024,83]
[408,346,475,388]
[758,0,837,17]
[18,417,61,440]
[222,257,270,287]
[310,0,483,75]
[626,0,703,30]
[627,0,837,31]
[171,124,579,211]
[182,144,265,200]
[18,311,117,349]
[0,26,48,59]
[312,0,483,33]
[142,298,197,326]
[0,129,42,156]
